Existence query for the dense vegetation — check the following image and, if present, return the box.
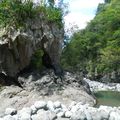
[61,0,120,81]
[0,0,63,28]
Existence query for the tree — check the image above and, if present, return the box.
[61,0,120,81]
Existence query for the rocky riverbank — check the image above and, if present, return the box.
[0,100,120,120]
[84,78,120,92]
[0,71,95,118]
[1,72,120,120]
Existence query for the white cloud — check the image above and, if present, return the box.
[64,12,94,30]
[69,0,104,10]
[64,0,104,30]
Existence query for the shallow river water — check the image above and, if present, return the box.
[94,91,120,107]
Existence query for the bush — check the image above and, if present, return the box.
[61,0,120,79]
[0,0,63,28]
[31,49,44,70]
[0,0,35,27]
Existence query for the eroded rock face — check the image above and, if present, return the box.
[0,13,64,77]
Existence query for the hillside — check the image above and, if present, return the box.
[62,0,120,82]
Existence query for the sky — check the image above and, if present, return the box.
[34,0,104,30]
[64,0,104,30]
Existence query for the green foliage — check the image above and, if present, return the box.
[0,0,35,27]
[31,49,44,70]
[45,7,63,28]
[105,0,112,3]
[96,3,106,14]
[61,0,120,77]
[48,0,55,7]
[0,0,63,28]
[46,7,62,21]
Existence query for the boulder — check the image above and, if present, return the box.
[18,107,32,115]
[57,118,69,120]
[54,101,61,109]
[17,107,32,120]
[109,111,120,120]
[47,101,55,112]
[34,101,47,110]
[5,108,17,116]
[65,111,72,118]
[57,111,65,117]
[30,105,37,114]
[31,109,57,120]
[3,115,15,120]
[70,109,86,120]
[18,113,31,120]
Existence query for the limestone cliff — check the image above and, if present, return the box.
[0,13,64,77]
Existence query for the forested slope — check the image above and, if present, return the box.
[61,0,120,82]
